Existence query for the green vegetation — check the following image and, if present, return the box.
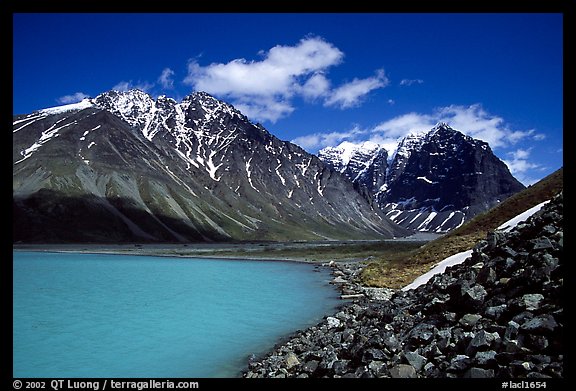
[206,241,425,262]
[142,240,425,262]
[360,167,563,289]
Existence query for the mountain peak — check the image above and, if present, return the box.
[432,121,452,131]
[318,123,525,232]
[13,88,405,242]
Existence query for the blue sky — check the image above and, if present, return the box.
[13,13,563,184]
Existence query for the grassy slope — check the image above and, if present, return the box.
[360,167,564,289]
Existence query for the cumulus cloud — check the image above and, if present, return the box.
[400,79,424,86]
[184,37,389,122]
[185,37,342,96]
[292,104,543,156]
[435,104,541,149]
[57,92,90,104]
[324,69,389,109]
[372,112,436,138]
[158,68,175,89]
[112,80,154,93]
[503,148,542,185]
[292,126,366,151]
[300,73,331,100]
[233,96,295,124]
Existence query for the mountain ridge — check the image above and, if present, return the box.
[318,123,525,232]
[13,89,407,243]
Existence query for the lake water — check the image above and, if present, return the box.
[13,251,340,378]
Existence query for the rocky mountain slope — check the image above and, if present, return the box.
[13,90,407,243]
[245,191,563,378]
[319,123,525,232]
[360,167,564,289]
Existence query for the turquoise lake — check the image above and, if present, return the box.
[13,251,340,377]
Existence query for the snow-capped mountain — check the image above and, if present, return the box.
[318,141,388,201]
[13,89,408,243]
[318,123,525,232]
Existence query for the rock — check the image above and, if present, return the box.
[474,350,497,367]
[532,237,554,250]
[527,372,553,378]
[521,293,545,311]
[382,333,401,352]
[466,330,494,355]
[521,314,558,334]
[465,367,495,378]
[463,284,488,309]
[477,266,497,285]
[390,364,417,378]
[524,334,549,350]
[243,194,564,379]
[444,312,458,322]
[363,348,387,362]
[302,360,319,374]
[326,317,341,329]
[487,231,505,250]
[332,360,350,375]
[448,355,472,372]
[284,352,300,369]
[484,304,507,320]
[408,323,435,344]
[368,360,386,377]
[362,287,395,301]
[504,320,520,341]
[404,351,427,371]
[436,328,452,350]
[459,314,482,328]
[504,340,524,354]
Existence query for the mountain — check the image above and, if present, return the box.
[318,123,525,232]
[317,141,388,203]
[360,167,563,289]
[13,90,408,243]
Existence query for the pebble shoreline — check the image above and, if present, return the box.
[243,192,563,378]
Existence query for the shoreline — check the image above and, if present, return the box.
[13,240,422,264]
[12,244,346,265]
[12,234,435,264]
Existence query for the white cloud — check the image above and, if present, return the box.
[184,37,388,123]
[324,69,389,109]
[233,96,295,124]
[503,148,542,185]
[112,80,154,93]
[372,112,436,138]
[300,73,331,100]
[291,126,366,151]
[158,68,175,89]
[57,92,89,104]
[400,79,424,86]
[293,104,541,157]
[435,104,537,149]
[184,37,342,98]
[534,133,547,141]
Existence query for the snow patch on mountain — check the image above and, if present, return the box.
[497,200,549,232]
[39,99,94,115]
[402,199,551,291]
